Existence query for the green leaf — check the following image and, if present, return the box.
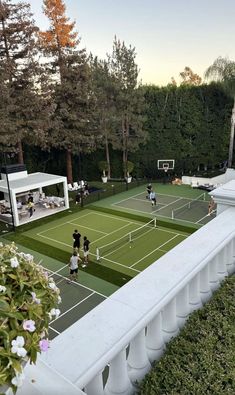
[0,300,10,312]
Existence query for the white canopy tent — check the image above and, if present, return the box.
[0,167,69,227]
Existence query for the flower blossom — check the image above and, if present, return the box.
[18,252,34,262]
[39,339,50,352]
[11,336,27,357]
[23,319,36,332]
[57,295,62,304]
[10,257,19,268]
[11,372,25,387]
[31,292,41,304]
[0,285,6,292]
[49,308,61,319]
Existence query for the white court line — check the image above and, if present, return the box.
[50,293,96,324]
[49,326,61,335]
[47,267,107,297]
[112,191,147,205]
[37,212,94,236]
[131,197,165,206]
[131,234,179,267]
[99,255,140,273]
[152,197,183,212]
[68,222,108,235]
[37,234,71,248]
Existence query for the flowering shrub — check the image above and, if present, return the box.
[0,243,61,392]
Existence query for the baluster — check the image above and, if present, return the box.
[200,264,212,303]
[104,349,133,395]
[146,312,165,362]
[217,249,228,281]
[176,285,190,327]
[162,298,179,343]
[127,329,151,384]
[189,273,202,312]
[85,371,104,395]
[208,256,219,290]
[226,239,235,274]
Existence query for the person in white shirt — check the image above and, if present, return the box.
[68,252,82,282]
[149,191,157,206]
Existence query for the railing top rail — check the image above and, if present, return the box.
[41,207,235,388]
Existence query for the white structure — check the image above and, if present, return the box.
[0,165,69,227]
[11,181,235,395]
[182,167,235,188]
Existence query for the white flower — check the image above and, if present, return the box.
[31,292,41,304]
[11,372,25,387]
[18,252,34,262]
[0,285,6,293]
[11,336,27,357]
[0,265,6,273]
[49,308,61,319]
[10,257,19,268]
[57,295,62,304]
[48,281,58,291]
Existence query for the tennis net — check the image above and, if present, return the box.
[171,193,206,220]
[96,218,157,260]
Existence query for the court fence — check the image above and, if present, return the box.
[82,179,146,207]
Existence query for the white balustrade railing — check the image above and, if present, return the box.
[18,206,235,395]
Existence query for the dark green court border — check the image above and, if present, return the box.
[88,205,198,234]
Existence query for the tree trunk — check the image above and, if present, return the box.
[228,98,235,168]
[105,132,111,179]
[66,149,73,184]
[122,118,127,177]
[17,141,24,164]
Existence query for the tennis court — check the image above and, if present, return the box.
[21,207,190,337]
[108,185,214,225]
[24,208,189,276]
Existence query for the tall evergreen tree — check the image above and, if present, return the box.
[0,0,40,163]
[90,56,119,178]
[39,0,95,183]
[108,37,147,177]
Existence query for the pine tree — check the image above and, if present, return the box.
[108,37,147,178]
[0,0,40,163]
[39,0,95,183]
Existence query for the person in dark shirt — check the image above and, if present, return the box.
[73,229,81,251]
[83,236,90,266]
[146,183,152,199]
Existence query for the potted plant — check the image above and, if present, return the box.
[98,161,109,183]
[0,242,61,393]
[124,161,134,183]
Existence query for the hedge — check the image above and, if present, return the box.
[138,276,235,395]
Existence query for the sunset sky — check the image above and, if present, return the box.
[23,0,235,86]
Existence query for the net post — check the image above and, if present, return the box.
[172,210,174,220]
[96,247,100,261]
[129,233,132,243]
[203,192,206,201]
[154,217,157,227]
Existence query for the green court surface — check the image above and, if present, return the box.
[6,183,213,339]
[24,208,189,278]
[92,183,214,226]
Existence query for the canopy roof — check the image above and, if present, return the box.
[0,172,66,194]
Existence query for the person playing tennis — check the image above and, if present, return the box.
[68,251,82,282]
[149,190,157,206]
[73,229,81,251]
[83,236,90,266]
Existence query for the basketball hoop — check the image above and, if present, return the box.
[163,163,169,173]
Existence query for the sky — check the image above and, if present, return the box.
[22,0,235,86]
